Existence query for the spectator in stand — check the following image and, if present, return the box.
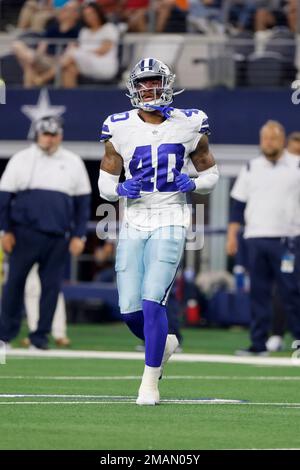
[60,1,119,86]
[154,0,189,33]
[118,0,150,33]
[188,0,223,33]
[13,1,81,87]
[226,1,292,59]
[54,0,71,5]
[118,0,189,33]
[287,0,298,33]
[254,1,288,32]
[17,1,55,33]
[227,1,288,32]
[78,0,121,22]
[0,1,24,31]
[97,1,122,21]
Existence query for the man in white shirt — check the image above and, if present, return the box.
[266,130,300,351]
[227,120,300,355]
[0,116,91,349]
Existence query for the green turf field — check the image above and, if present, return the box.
[1,324,300,450]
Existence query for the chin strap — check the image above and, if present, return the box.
[144,104,174,119]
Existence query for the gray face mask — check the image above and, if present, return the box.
[125,58,183,111]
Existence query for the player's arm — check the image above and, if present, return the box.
[190,134,215,172]
[189,135,219,194]
[101,141,123,176]
[98,141,123,202]
[172,135,219,194]
[98,141,142,200]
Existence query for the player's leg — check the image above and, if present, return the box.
[137,225,186,405]
[116,224,146,340]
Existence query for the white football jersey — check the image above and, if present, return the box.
[100,108,210,231]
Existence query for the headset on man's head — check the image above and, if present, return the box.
[34,115,64,141]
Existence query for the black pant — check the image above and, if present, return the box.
[272,284,286,336]
[0,225,68,347]
[246,237,300,350]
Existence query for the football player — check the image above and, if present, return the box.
[98,57,219,405]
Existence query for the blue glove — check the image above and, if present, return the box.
[172,168,196,193]
[117,177,142,199]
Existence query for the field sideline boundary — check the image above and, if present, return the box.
[4,348,300,366]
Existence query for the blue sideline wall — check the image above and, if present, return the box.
[0,88,299,144]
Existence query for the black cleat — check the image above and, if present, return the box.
[235,346,268,356]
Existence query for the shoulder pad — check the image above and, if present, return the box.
[176,108,210,135]
[100,112,132,142]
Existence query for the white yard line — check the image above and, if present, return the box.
[4,348,300,366]
[0,395,299,407]
[0,394,134,398]
[0,401,132,405]
[1,375,300,381]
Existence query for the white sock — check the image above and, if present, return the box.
[162,335,178,361]
[140,365,161,389]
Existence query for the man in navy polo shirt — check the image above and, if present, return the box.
[0,116,91,349]
[227,120,300,355]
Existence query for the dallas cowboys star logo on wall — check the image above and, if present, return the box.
[21,88,66,138]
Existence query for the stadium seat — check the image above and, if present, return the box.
[78,42,126,87]
[227,31,255,59]
[265,27,296,64]
[264,27,297,84]
[0,54,23,85]
[207,51,236,88]
[227,32,255,87]
[77,74,121,87]
[62,282,121,322]
[207,289,251,327]
[246,52,284,87]
[131,34,184,73]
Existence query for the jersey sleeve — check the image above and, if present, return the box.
[100,116,113,143]
[190,110,211,152]
[198,112,210,136]
[99,115,123,154]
